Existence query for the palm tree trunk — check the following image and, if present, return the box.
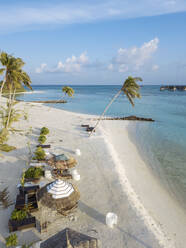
[89,90,122,136]
[0,74,7,97]
[6,87,16,129]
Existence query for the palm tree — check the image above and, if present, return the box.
[89,76,142,136]
[0,52,9,96]
[0,52,32,96]
[62,86,74,97]
[0,52,32,128]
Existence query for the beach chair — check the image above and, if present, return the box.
[37,144,51,149]
[81,124,89,128]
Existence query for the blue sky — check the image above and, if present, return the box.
[0,0,186,85]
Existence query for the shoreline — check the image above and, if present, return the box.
[127,122,186,211]
[100,120,186,248]
[0,99,185,247]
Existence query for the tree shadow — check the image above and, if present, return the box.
[78,201,155,248]
[18,230,41,246]
[54,146,75,154]
[78,201,105,225]
[117,226,154,248]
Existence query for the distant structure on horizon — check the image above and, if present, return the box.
[160,85,186,91]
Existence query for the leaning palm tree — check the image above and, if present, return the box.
[89,76,142,136]
[62,86,74,97]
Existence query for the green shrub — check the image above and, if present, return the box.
[33,147,45,160]
[0,144,16,152]
[38,135,46,144]
[40,127,49,135]
[20,170,25,187]
[25,166,43,179]
[5,234,18,247]
[0,128,9,144]
[11,209,27,221]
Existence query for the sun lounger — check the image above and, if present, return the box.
[81,124,89,128]
[37,145,51,148]
[29,162,47,167]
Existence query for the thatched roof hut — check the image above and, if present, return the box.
[47,180,75,199]
[40,228,99,248]
[38,180,80,215]
[48,157,77,170]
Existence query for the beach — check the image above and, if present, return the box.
[0,99,186,248]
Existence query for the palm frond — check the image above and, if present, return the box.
[0,68,5,75]
[62,86,74,97]
[133,77,143,82]
[0,52,32,95]
[121,76,142,107]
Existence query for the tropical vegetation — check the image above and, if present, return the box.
[0,51,32,152]
[33,147,46,160]
[90,76,142,136]
[0,143,16,152]
[40,127,49,135]
[20,170,25,188]
[62,86,74,97]
[11,209,27,221]
[5,234,18,247]
[0,52,32,96]
[38,135,47,144]
[24,166,44,179]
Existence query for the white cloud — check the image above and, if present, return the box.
[36,52,89,73]
[108,64,114,71]
[110,38,159,72]
[118,64,129,73]
[35,63,47,73]
[152,64,159,71]
[36,39,159,74]
[1,1,186,31]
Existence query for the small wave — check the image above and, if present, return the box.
[2,90,45,95]
[21,90,45,94]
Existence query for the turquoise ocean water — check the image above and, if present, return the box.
[17,85,186,209]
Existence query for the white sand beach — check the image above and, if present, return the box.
[0,99,186,248]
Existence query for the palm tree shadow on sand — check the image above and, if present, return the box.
[79,201,154,248]
[55,146,75,154]
[117,226,154,248]
[79,201,105,225]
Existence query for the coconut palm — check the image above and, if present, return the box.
[0,52,9,96]
[89,76,142,136]
[62,86,74,97]
[0,52,32,128]
[0,52,32,95]
[0,52,32,94]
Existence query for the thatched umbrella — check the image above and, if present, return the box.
[40,228,99,248]
[38,180,80,215]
